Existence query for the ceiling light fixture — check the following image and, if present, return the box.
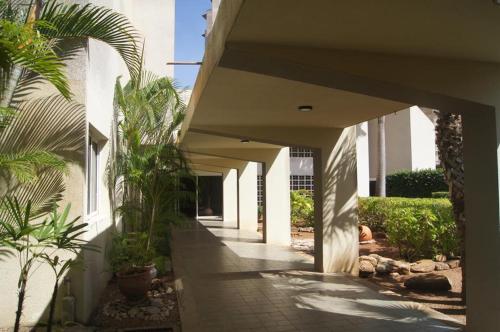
[240,139,250,143]
[297,105,313,112]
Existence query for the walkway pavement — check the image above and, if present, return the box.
[171,220,463,332]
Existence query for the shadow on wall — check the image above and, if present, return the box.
[320,127,358,273]
[0,95,86,208]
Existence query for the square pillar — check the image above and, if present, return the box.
[314,126,359,274]
[238,161,258,231]
[262,148,291,245]
[462,108,500,331]
[222,168,238,223]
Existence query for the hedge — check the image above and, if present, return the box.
[386,169,448,198]
[358,197,458,261]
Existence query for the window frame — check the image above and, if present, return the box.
[86,137,100,217]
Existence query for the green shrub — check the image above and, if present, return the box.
[290,190,314,227]
[358,197,458,261]
[432,191,449,199]
[387,169,448,198]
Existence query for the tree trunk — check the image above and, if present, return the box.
[47,277,59,332]
[435,111,466,301]
[376,116,386,197]
[14,271,28,332]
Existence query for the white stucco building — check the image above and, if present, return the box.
[0,0,175,327]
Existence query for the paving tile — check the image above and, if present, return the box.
[172,220,464,332]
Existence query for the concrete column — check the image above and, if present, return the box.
[238,162,258,231]
[314,126,359,274]
[462,108,500,331]
[222,168,238,223]
[356,122,370,197]
[262,148,291,245]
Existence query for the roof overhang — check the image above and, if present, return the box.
[180,0,500,151]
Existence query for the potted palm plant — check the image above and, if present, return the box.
[109,232,155,301]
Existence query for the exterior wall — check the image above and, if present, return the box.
[369,106,436,181]
[409,106,437,170]
[0,0,176,327]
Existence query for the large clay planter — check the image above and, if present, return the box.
[117,267,152,302]
[359,225,373,242]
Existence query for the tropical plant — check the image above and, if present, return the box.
[108,232,154,274]
[0,198,94,332]
[435,111,465,300]
[290,190,314,227]
[1,0,141,107]
[110,70,192,251]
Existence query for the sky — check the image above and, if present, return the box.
[174,0,210,89]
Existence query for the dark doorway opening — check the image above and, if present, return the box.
[198,176,223,217]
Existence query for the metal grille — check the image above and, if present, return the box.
[290,147,313,158]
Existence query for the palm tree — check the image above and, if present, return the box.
[0,0,141,201]
[435,111,465,301]
[111,70,191,250]
[0,1,142,329]
[376,116,387,197]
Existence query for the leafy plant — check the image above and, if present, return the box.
[386,168,448,198]
[359,197,458,261]
[290,190,314,227]
[108,232,154,274]
[0,198,94,332]
[431,191,449,199]
[109,69,192,252]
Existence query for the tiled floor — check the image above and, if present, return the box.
[171,220,463,332]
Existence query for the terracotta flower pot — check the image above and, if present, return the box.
[359,225,373,242]
[117,267,152,302]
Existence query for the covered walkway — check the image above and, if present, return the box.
[172,220,462,331]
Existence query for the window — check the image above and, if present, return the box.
[87,138,99,215]
[257,175,263,207]
[290,147,313,158]
[290,175,314,193]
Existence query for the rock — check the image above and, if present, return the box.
[150,298,163,307]
[435,262,450,271]
[166,287,174,294]
[128,307,139,318]
[151,278,163,290]
[368,254,381,262]
[389,272,400,279]
[446,259,461,269]
[376,262,391,275]
[411,260,436,273]
[359,260,375,277]
[404,273,452,292]
[398,263,411,275]
[359,255,378,267]
[434,254,447,262]
[145,306,161,314]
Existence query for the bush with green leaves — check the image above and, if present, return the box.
[358,197,458,261]
[386,168,448,198]
[290,190,314,227]
[432,191,449,199]
[108,232,155,275]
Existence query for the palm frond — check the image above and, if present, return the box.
[0,19,70,101]
[39,0,141,78]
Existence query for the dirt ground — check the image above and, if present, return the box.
[289,227,466,326]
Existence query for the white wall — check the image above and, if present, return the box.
[130,0,175,77]
[290,157,313,175]
[356,122,370,197]
[0,0,177,327]
[409,106,437,170]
